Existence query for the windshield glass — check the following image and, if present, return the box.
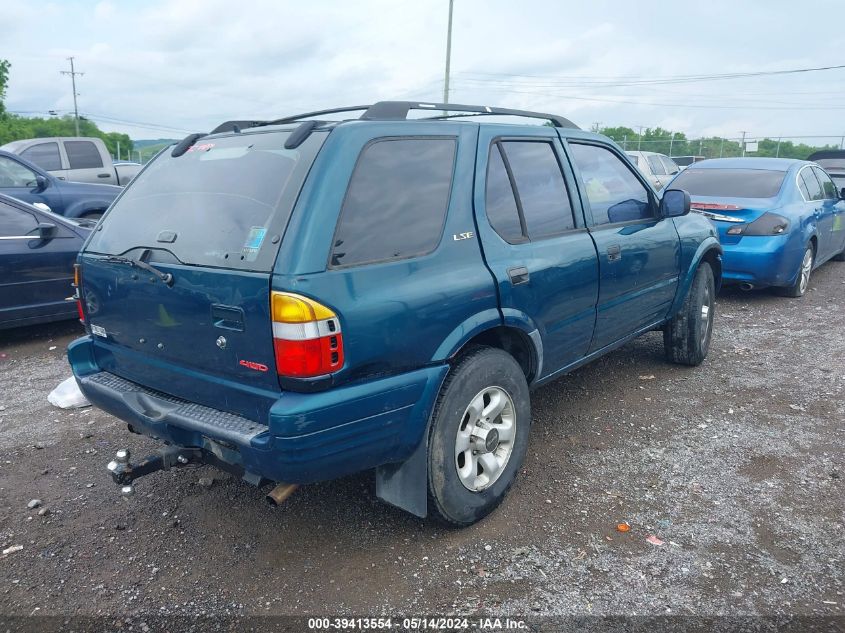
[85,129,326,271]
[671,168,786,198]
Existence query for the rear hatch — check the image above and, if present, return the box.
[79,128,327,422]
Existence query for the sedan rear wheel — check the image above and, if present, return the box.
[778,246,814,298]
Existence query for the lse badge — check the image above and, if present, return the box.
[453,231,474,241]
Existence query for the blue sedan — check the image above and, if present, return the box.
[669,157,845,297]
[0,150,120,219]
[0,193,93,329]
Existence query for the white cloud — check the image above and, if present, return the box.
[3,0,844,144]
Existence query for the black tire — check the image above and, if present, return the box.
[777,244,814,298]
[663,262,715,366]
[833,247,845,262]
[427,347,531,527]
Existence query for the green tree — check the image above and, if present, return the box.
[0,59,10,117]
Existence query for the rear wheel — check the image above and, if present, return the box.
[778,245,814,298]
[833,245,845,262]
[663,262,715,366]
[427,347,530,527]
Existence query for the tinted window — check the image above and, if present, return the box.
[86,130,326,271]
[0,156,38,187]
[65,141,104,169]
[570,143,652,225]
[673,156,695,167]
[799,168,823,201]
[812,167,837,200]
[20,142,62,171]
[331,138,456,267]
[647,154,666,175]
[501,141,574,237]
[485,144,523,242]
[660,155,680,175]
[0,201,38,236]
[672,168,787,198]
[797,175,811,200]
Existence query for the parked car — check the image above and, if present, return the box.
[626,151,680,189]
[69,101,721,526]
[669,157,845,296]
[672,155,706,169]
[0,193,93,329]
[0,137,142,186]
[808,150,845,193]
[0,150,121,219]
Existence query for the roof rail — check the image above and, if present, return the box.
[361,101,579,129]
[209,101,579,135]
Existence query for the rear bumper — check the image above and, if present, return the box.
[69,336,448,484]
[720,234,802,287]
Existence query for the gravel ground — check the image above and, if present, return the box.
[0,262,842,625]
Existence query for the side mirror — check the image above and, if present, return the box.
[660,188,691,217]
[34,174,48,192]
[36,222,57,239]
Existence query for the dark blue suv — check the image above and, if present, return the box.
[68,102,721,525]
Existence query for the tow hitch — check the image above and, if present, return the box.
[107,446,202,496]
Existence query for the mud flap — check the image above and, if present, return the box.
[375,437,428,518]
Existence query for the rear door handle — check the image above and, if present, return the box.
[97,173,112,179]
[607,244,622,262]
[211,304,245,331]
[507,267,530,285]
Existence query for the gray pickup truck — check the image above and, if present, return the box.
[0,137,141,186]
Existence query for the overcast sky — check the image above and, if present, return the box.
[3,0,845,143]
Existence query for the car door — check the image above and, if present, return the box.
[797,166,831,259]
[812,166,845,259]
[645,154,669,190]
[0,154,64,212]
[474,126,599,378]
[0,199,81,326]
[564,140,681,352]
[63,139,115,185]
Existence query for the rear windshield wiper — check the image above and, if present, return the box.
[102,254,174,286]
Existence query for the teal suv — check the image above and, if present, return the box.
[69,102,722,526]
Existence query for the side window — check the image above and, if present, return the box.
[647,154,667,175]
[797,174,811,200]
[800,168,824,201]
[660,155,680,175]
[20,142,62,171]
[0,201,38,236]
[330,138,456,267]
[569,143,652,225]
[485,144,523,242]
[64,141,104,169]
[812,167,837,200]
[500,141,575,238]
[0,156,39,188]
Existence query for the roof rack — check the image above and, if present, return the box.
[210,101,579,135]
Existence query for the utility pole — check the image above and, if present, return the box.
[669,132,675,157]
[637,126,644,151]
[443,0,454,106]
[719,137,724,157]
[116,140,120,161]
[740,130,747,157]
[591,122,602,133]
[776,137,781,158]
[61,57,83,136]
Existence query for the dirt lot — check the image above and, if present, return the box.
[0,263,843,624]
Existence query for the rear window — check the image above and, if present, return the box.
[671,168,786,198]
[85,130,326,271]
[65,141,103,169]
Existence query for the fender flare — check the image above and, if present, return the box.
[63,199,113,219]
[670,237,723,315]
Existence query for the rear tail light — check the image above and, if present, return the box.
[271,292,344,378]
[73,264,85,323]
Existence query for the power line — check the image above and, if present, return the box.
[456,63,845,89]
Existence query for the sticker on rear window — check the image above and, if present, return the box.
[90,324,107,338]
[242,226,267,261]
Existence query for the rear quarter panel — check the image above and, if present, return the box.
[274,122,500,385]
